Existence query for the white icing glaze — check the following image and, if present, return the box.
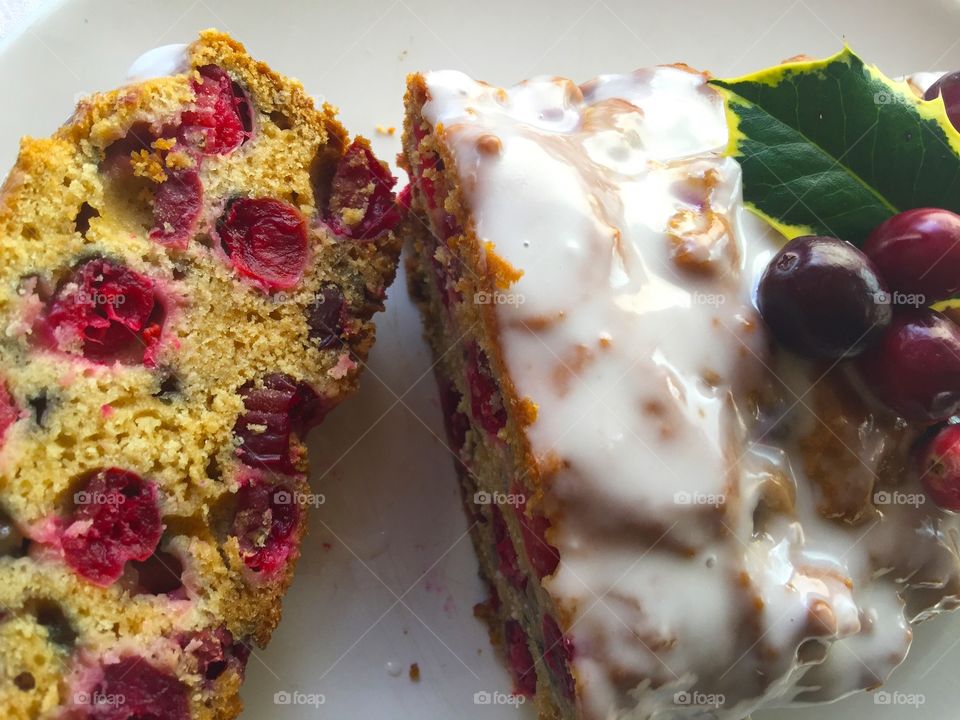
[125,43,189,83]
[422,68,960,718]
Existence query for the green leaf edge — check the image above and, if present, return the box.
[709,47,960,240]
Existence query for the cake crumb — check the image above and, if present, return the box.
[375,124,396,136]
[408,663,420,682]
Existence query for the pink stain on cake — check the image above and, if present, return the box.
[491,505,526,590]
[505,619,537,696]
[465,344,506,436]
[60,468,163,586]
[0,383,20,447]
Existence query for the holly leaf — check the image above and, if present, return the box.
[710,48,960,247]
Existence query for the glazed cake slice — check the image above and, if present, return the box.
[0,31,401,719]
[402,68,960,718]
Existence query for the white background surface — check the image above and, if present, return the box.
[2,1,960,718]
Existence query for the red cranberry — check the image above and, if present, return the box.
[231,480,300,576]
[466,344,507,435]
[0,382,19,446]
[178,626,249,682]
[79,657,189,720]
[61,468,163,586]
[307,284,347,348]
[504,620,537,696]
[179,65,252,156]
[150,169,203,249]
[217,198,308,291]
[234,374,325,473]
[42,259,164,366]
[856,308,960,422]
[864,208,960,303]
[921,424,960,510]
[491,505,526,590]
[758,236,891,359]
[326,139,401,239]
[513,495,559,580]
[542,615,575,700]
[925,71,960,132]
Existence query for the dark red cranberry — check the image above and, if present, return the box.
[217,198,308,291]
[542,615,575,700]
[920,424,960,510]
[0,382,19,446]
[466,344,507,435]
[864,208,960,303]
[234,374,325,473]
[856,308,960,422]
[179,65,252,155]
[307,284,347,348]
[149,169,203,249]
[178,627,248,681]
[231,480,299,575]
[100,123,159,179]
[61,468,163,586]
[80,657,189,720]
[326,139,401,239]
[758,236,891,359]
[42,259,164,366]
[436,377,469,452]
[504,620,537,696]
[925,71,960,132]
[491,505,526,590]
[514,495,559,580]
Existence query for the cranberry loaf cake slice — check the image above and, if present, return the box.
[402,68,960,718]
[0,30,401,719]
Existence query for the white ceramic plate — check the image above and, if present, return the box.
[2,1,960,717]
